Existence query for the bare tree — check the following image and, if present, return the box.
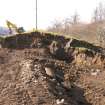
[92,2,105,23]
[48,19,63,33]
[63,18,71,34]
[63,11,80,27]
[98,3,104,21]
[48,12,80,34]
[63,18,71,27]
[92,7,99,22]
[97,26,105,47]
[71,11,80,25]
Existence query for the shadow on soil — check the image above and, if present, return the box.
[69,85,92,105]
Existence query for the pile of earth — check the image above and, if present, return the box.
[0,32,105,105]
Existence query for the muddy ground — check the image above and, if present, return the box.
[0,32,105,105]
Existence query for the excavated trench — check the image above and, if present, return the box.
[0,32,105,105]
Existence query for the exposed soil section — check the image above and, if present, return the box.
[0,32,105,105]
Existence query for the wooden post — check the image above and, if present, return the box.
[36,0,38,30]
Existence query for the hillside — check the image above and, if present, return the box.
[48,21,105,45]
[0,31,105,105]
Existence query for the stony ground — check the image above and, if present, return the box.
[0,47,105,105]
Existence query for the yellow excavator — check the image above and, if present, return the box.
[6,20,25,34]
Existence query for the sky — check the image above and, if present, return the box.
[0,0,105,30]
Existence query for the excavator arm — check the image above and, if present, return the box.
[6,20,24,34]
